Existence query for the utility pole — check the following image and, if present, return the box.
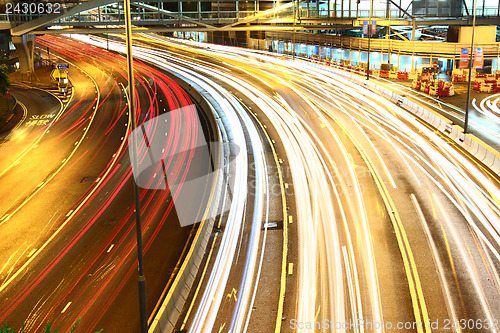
[367,0,373,80]
[464,0,477,134]
[124,0,148,332]
[293,0,297,60]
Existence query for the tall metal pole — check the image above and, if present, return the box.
[367,0,373,80]
[464,0,477,134]
[292,0,296,60]
[124,1,148,332]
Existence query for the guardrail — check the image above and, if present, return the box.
[148,67,229,333]
[266,31,500,58]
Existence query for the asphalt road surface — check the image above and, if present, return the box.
[88,34,500,333]
[0,36,216,333]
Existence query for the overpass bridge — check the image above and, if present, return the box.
[0,0,498,73]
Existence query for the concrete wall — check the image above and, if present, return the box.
[458,25,497,44]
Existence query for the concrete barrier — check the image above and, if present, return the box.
[468,139,480,156]
[475,143,488,162]
[482,148,496,167]
[447,126,459,142]
[320,63,500,178]
[491,157,500,174]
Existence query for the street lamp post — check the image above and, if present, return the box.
[367,0,373,80]
[464,0,478,134]
[124,0,148,332]
[292,0,297,60]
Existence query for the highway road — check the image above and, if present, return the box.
[1,31,499,333]
[75,34,500,332]
[355,74,500,152]
[0,36,217,332]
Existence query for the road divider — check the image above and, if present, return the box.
[315,63,500,179]
[148,72,226,333]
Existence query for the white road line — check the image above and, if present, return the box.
[27,249,37,258]
[61,301,72,314]
[107,244,115,253]
[342,246,360,333]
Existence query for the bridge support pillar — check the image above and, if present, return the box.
[12,35,35,75]
[206,31,214,43]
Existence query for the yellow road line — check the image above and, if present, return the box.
[427,191,438,219]
[7,100,27,134]
[332,118,432,333]
[0,58,105,293]
[179,212,224,330]
[247,105,289,333]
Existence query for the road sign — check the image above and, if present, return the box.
[363,21,368,35]
[56,63,69,69]
[459,48,469,69]
[50,69,60,81]
[474,47,484,69]
[50,69,67,81]
[433,61,438,68]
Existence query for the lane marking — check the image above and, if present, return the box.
[0,100,62,179]
[27,249,37,258]
[0,57,130,294]
[61,301,72,314]
[335,119,432,333]
[107,244,115,253]
[411,194,460,332]
[342,246,360,333]
[228,288,238,302]
[245,102,289,333]
[288,263,293,275]
[3,100,28,140]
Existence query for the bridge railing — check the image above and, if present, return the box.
[1,1,498,27]
[267,31,500,59]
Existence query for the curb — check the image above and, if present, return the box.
[148,70,228,333]
[315,63,500,179]
[0,98,20,136]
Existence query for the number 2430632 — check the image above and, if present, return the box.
[5,2,61,15]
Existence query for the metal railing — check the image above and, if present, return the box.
[267,31,500,59]
[0,1,498,28]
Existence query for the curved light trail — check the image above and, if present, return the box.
[3,31,500,333]
[0,35,207,333]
